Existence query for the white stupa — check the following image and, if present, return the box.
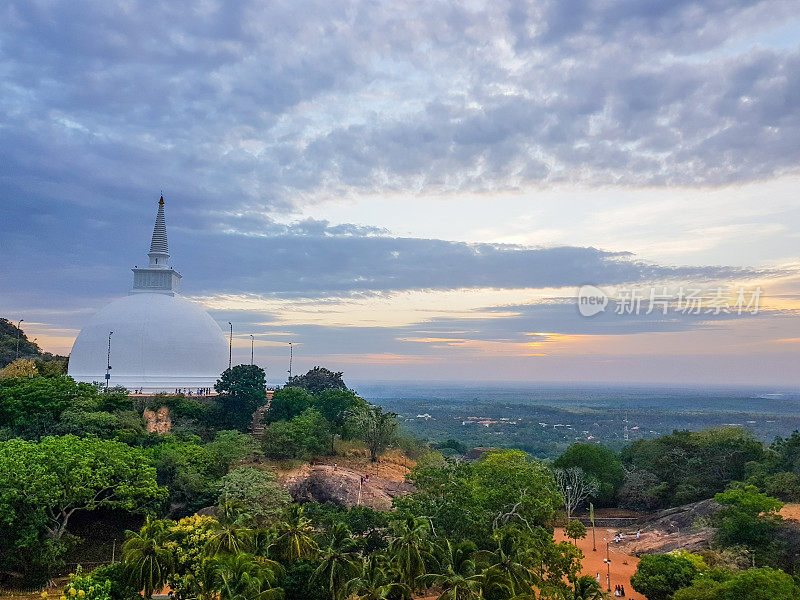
[68,197,228,392]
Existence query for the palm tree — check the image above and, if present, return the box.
[434,540,477,578]
[251,527,275,557]
[189,558,222,600]
[214,552,283,600]
[270,504,319,561]
[474,531,533,597]
[122,517,174,599]
[312,522,362,600]
[346,554,412,600]
[388,516,432,590]
[419,571,484,600]
[569,575,605,600]
[476,567,516,600]
[420,540,485,600]
[205,517,254,556]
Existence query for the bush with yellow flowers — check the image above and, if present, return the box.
[164,515,218,600]
[61,566,113,600]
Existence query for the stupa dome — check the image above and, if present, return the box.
[68,197,228,391]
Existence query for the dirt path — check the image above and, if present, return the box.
[780,503,800,521]
[555,527,645,599]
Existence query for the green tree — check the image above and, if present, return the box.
[0,375,95,433]
[346,554,412,600]
[205,430,258,476]
[0,435,164,582]
[262,408,332,460]
[769,430,800,473]
[394,450,560,543]
[564,519,587,544]
[61,565,115,600]
[56,408,124,439]
[0,318,67,369]
[34,357,68,377]
[621,428,764,508]
[0,375,139,441]
[282,560,329,600]
[529,531,584,599]
[388,516,433,590]
[82,563,140,600]
[0,435,165,540]
[214,364,267,431]
[554,443,624,506]
[473,529,533,597]
[161,515,218,600]
[204,508,255,556]
[122,517,174,599]
[267,386,316,422]
[672,567,800,600]
[148,438,220,511]
[630,553,699,600]
[147,432,255,514]
[213,552,283,600]
[286,366,348,394]
[714,484,783,551]
[217,467,292,525]
[472,450,561,532]
[419,539,484,600]
[347,405,399,462]
[314,388,367,429]
[271,505,319,561]
[312,523,362,600]
[569,575,605,600]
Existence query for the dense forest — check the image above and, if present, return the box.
[2,349,800,599]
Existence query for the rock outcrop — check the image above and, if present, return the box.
[617,498,720,555]
[143,406,172,434]
[283,464,415,510]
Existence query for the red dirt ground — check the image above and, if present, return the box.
[555,527,645,599]
[780,503,800,522]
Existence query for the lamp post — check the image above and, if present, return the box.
[604,539,611,591]
[105,331,113,391]
[228,322,233,370]
[250,334,254,365]
[15,319,24,359]
[287,342,293,380]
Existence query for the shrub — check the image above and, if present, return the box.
[630,553,699,600]
[61,566,113,600]
[217,467,291,525]
[262,408,331,460]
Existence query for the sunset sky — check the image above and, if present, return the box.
[2,0,799,385]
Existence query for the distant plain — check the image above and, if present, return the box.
[357,382,800,458]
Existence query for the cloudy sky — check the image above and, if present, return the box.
[2,0,799,385]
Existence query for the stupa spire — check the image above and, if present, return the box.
[131,194,182,295]
[148,195,169,267]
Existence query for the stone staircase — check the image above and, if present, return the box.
[248,389,274,438]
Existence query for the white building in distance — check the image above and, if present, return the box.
[68,197,228,392]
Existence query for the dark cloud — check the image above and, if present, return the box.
[2,0,798,366]
[2,203,779,319]
[2,0,799,229]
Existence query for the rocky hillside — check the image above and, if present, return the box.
[280,460,415,511]
[0,318,67,369]
[617,498,720,555]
